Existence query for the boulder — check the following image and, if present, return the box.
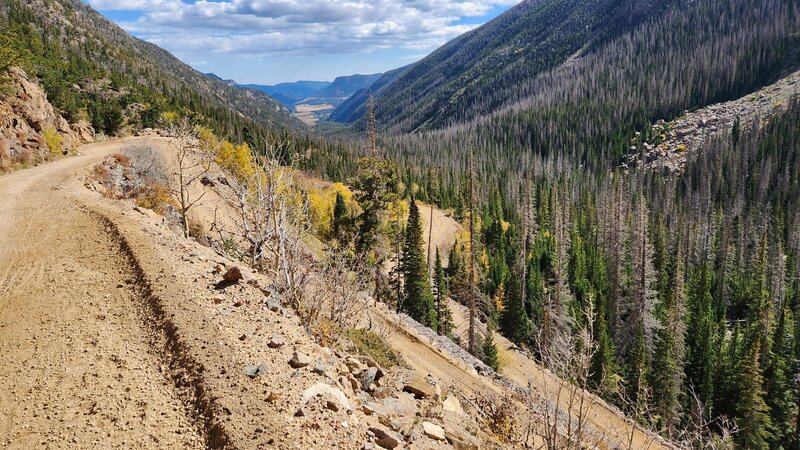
[243,363,268,379]
[421,422,446,441]
[442,395,465,416]
[289,351,311,368]
[301,383,352,413]
[223,266,243,282]
[361,367,378,391]
[442,412,481,450]
[312,358,327,375]
[268,334,285,348]
[403,375,436,399]
[345,357,367,375]
[367,427,401,449]
[265,294,282,312]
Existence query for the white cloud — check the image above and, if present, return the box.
[88,0,520,56]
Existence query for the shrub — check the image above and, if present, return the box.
[344,328,403,368]
[133,181,176,215]
[111,153,130,167]
[42,127,63,158]
[474,392,518,443]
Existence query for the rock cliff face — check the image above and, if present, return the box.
[0,67,94,169]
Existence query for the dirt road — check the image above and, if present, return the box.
[0,140,205,448]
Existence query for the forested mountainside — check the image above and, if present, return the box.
[312,0,800,447]
[0,0,304,143]
[335,0,680,131]
[339,0,799,142]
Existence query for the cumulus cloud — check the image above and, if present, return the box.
[88,0,519,56]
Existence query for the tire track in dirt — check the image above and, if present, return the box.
[86,208,233,449]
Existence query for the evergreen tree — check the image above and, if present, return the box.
[625,321,649,413]
[353,157,397,258]
[401,196,437,328]
[685,263,716,410]
[590,291,617,398]
[500,273,531,345]
[433,248,454,335]
[735,342,774,450]
[765,305,793,449]
[332,191,348,241]
[483,331,500,371]
[650,246,685,438]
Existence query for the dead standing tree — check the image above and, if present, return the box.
[467,142,478,354]
[217,146,311,304]
[533,300,603,450]
[168,119,211,238]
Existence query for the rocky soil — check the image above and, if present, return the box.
[627,69,800,173]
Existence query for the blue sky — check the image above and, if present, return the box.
[84,0,519,84]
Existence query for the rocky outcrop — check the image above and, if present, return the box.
[626,69,800,173]
[0,67,94,169]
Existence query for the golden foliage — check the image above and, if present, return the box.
[474,392,518,443]
[42,128,62,158]
[134,181,177,215]
[386,198,409,225]
[494,282,506,313]
[307,182,357,237]
[160,111,179,126]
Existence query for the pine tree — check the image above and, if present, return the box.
[433,248,454,335]
[735,341,773,450]
[625,321,649,413]
[590,291,617,398]
[500,273,531,345]
[332,191,348,241]
[468,144,478,354]
[401,196,437,328]
[764,305,793,449]
[650,246,685,439]
[685,262,716,411]
[483,331,500,371]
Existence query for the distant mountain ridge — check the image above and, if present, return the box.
[241,81,332,107]
[201,73,382,113]
[301,73,382,107]
[328,66,411,123]
[334,0,684,132]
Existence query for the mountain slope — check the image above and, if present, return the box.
[340,0,679,132]
[345,0,799,139]
[0,0,304,133]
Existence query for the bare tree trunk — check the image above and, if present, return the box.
[366,93,378,157]
[428,200,434,274]
[467,144,477,354]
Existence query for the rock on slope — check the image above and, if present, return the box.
[0,67,93,169]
